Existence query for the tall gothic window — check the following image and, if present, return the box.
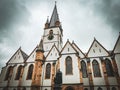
[66,56,73,75]
[84,88,88,90]
[112,87,116,90]
[45,63,51,79]
[81,61,88,78]
[27,64,34,80]
[97,87,102,90]
[65,86,74,90]
[15,65,22,80]
[4,66,13,80]
[105,59,114,76]
[92,60,101,77]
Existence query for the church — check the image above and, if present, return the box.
[0,3,120,90]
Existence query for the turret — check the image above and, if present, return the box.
[36,39,44,61]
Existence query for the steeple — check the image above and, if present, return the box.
[49,1,60,27]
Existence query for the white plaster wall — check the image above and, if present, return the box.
[43,27,62,54]
[61,42,76,54]
[43,42,57,52]
[60,54,80,84]
[88,41,109,57]
[108,77,117,85]
[44,27,61,36]
[26,48,36,62]
[72,43,85,58]
[21,63,34,86]
[83,78,89,85]
[115,54,120,76]
[90,58,105,85]
[43,35,60,43]
[9,49,25,64]
[46,47,59,61]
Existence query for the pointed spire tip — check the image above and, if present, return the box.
[55,1,57,5]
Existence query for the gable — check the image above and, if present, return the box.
[26,47,37,62]
[72,42,85,58]
[7,48,27,64]
[113,35,120,53]
[46,45,59,61]
[86,39,109,57]
[61,41,78,54]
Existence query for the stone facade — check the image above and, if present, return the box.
[0,3,120,90]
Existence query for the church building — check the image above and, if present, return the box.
[0,3,120,90]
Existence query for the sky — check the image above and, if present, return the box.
[0,0,120,70]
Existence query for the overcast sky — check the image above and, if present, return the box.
[0,0,120,70]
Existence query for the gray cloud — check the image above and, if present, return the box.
[0,0,30,69]
[0,0,30,42]
[0,0,120,71]
[79,0,120,32]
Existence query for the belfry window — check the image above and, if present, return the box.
[27,64,34,79]
[105,58,114,76]
[66,56,73,75]
[45,63,51,79]
[81,61,88,78]
[15,65,22,80]
[92,60,101,77]
[4,66,13,80]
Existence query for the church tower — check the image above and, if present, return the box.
[43,2,63,56]
[31,39,44,90]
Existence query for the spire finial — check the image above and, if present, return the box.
[55,1,57,5]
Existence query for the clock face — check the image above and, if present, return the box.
[48,34,54,40]
[48,30,54,40]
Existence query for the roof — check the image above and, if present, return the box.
[21,50,28,60]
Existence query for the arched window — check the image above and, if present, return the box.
[66,56,73,75]
[15,65,22,80]
[27,64,34,80]
[112,87,116,90]
[45,63,51,79]
[98,87,102,90]
[81,61,88,78]
[92,60,101,77]
[4,66,13,80]
[105,59,114,76]
[65,86,74,90]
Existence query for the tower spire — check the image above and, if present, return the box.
[36,39,44,52]
[49,2,60,27]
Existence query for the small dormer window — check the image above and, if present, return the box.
[99,49,101,52]
[95,43,97,47]
[68,48,69,52]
